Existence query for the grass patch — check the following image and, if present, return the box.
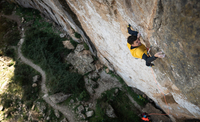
[89,88,141,122]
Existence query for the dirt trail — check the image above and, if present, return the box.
[17,27,76,122]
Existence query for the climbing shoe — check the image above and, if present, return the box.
[127,24,131,32]
[149,63,155,67]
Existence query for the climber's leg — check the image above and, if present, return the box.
[127,24,138,36]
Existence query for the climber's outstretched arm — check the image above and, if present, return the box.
[142,53,157,66]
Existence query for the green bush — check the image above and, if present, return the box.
[5,48,16,59]
[78,90,90,101]
[0,1,15,15]
[75,32,81,38]
[70,38,79,48]
[83,42,89,50]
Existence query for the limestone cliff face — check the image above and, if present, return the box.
[10,0,200,121]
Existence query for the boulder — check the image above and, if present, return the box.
[84,77,98,95]
[60,33,66,38]
[62,40,74,49]
[49,93,71,104]
[33,75,40,83]
[77,105,85,114]
[46,116,50,120]
[75,44,85,53]
[85,110,94,118]
[32,83,37,87]
[66,48,95,74]
[106,104,117,118]
[70,99,74,103]
[88,72,99,79]
[114,89,119,95]
[105,68,109,73]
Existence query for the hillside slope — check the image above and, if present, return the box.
[9,0,200,121]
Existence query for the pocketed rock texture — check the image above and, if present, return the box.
[9,0,200,121]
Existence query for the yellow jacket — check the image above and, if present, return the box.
[127,43,148,59]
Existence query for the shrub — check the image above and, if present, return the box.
[83,42,89,50]
[5,48,16,59]
[70,38,78,48]
[75,32,81,38]
[78,90,90,101]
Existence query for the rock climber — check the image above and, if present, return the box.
[141,113,151,122]
[127,24,165,67]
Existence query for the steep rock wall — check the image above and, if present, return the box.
[9,0,200,121]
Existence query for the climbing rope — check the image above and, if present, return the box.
[148,68,170,116]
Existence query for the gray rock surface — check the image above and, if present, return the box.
[49,93,71,104]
